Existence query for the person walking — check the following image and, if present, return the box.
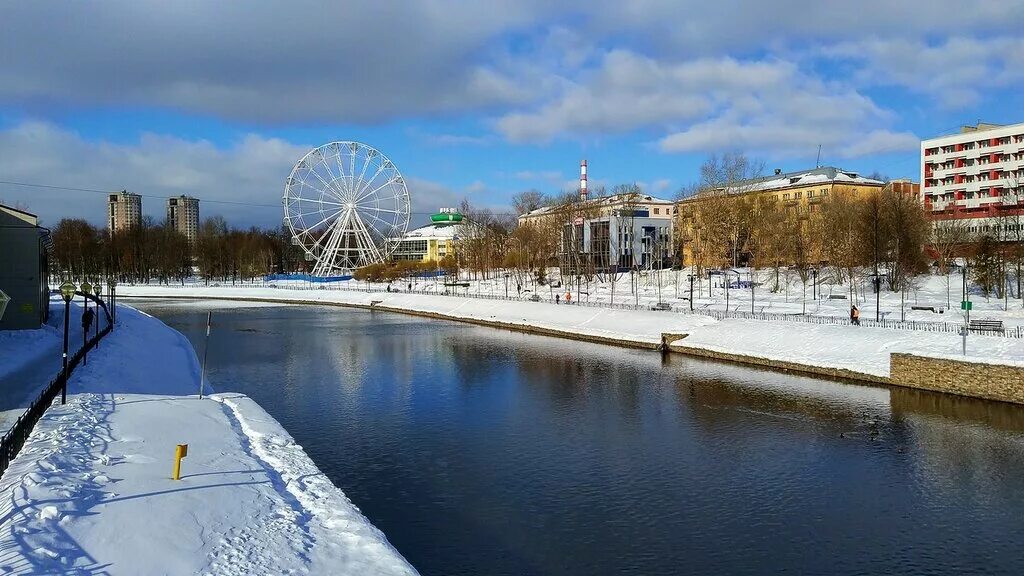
[851,305,861,326]
[555,294,561,305]
[565,291,572,305]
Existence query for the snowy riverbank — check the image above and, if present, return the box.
[118,285,1024,380]
[0,304,417,575]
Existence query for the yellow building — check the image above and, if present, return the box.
[673,167,902,266]
[390,211,462,262]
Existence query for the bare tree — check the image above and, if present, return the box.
[930,219,970,309]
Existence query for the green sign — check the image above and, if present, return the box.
[19,303,33,313]
[961,300,973,311]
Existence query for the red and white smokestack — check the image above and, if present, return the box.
[580,159,588,201]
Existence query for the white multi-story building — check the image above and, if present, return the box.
[921,121,1024,235]
[166,195,200,243]
[519,192,675,273]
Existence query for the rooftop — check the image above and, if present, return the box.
[0,203,40,226]
[690,166,883,198]
[520,192,673,218]
[399,221,461,240]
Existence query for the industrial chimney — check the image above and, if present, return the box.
[580,159,588,201]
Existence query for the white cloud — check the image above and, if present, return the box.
[426,134,493,146]
[513,170,563,183]
[497,50,917,157]
[0,121,460,229]
[818,36,1024,107]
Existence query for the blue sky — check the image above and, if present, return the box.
[1,1,1022,229]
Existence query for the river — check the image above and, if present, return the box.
[131,299,1024,576]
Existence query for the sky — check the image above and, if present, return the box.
[1,1,1023,230]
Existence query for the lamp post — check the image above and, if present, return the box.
[80,280,92,365]
[750,269,755,314]
[59,281,76,405]
[504,273,509,299]
[812,268,818,300]
[108,277,117,326]
[687,274,694,311]
[93,281,103,345]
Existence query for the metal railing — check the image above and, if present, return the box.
[0,292,113,476]
[123,278,1024,339]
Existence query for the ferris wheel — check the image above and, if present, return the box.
[283,141,411,276]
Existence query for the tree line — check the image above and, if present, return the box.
[50,216,308,284]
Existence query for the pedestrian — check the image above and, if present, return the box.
[517,283,522,295]
[81,307,95,332]
[408,282,412,292]
[851,305,861,326]
[565,291,572,304]
[555,294,560,304]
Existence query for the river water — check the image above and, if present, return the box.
[132,299,1024,576]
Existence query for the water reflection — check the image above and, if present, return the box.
[131,299,1024,576]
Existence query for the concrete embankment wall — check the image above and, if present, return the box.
[670,343,892,385]
[890,353,1024,405]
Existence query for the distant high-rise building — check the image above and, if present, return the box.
[107,190,142,234]
[166,195,200,243]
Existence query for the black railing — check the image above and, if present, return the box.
[0,291,113,476]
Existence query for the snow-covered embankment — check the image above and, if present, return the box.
[118,285,1024,380]
[0,304,417,575]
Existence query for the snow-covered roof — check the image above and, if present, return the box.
[399,222,461,240]
[729,167,883,194]
[520,192,674,218]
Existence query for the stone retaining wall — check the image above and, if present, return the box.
[671,344,891,385]
[890,353,1024,405]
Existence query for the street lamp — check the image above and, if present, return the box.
[59,281,76,405]
[687,274,695,311]
[108,277,117,326]
[811,268,818,300]
[93,280,103,345]
[80,280,92,365]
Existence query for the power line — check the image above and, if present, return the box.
[0,180,280,209]
[0,178,523,217]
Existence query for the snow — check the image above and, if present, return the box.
[0,297,100,435]
[400,222,460,239]
[0,304,416,575]
[118,281,1024,379]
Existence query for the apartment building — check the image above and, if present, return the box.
[673,166,914,267]
[921,121,1024,235]
[166,195,200,243]
[107,190,142,234]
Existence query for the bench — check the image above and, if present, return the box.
[827,294,847,300]
[969,319,1004,333]
[650,302,672,311]
[529,294,541,302]
[911,305,937,313]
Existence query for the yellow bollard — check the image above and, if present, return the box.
[172,444,188,480]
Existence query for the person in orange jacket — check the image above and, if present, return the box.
[565,291,572,304]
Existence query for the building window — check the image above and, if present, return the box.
[794,191,802,199]
[653,208,660,215]
[783,193,790,200]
